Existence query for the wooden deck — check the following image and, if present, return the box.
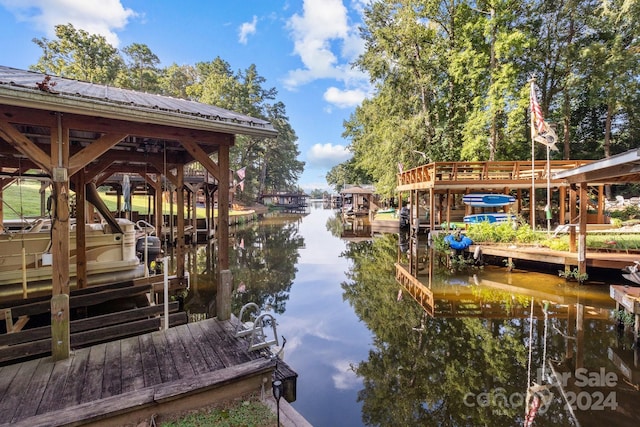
[0,317,294,426]
[473,244,640,272]
[397,160,592,191]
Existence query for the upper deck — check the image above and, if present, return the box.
[397,160,592,192]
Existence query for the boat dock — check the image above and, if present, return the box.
[0,317,297,426]
[471,244,640,272]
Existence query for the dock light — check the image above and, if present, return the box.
[272,380,283,426]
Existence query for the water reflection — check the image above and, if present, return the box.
[356,229,639,426]
[183,213,305,319]
[181,206,639,427]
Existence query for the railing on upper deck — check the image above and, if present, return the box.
[397,160,592,188]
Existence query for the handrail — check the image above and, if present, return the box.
[397,160,593,187]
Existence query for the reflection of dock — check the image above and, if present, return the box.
[341,217,372,242]
[395,263,611,319]
[608,346,640,388]
[610,284,640,344]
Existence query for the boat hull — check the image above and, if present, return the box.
[0,218,145,294]
[463,213,517,224]
[462,193,515,207]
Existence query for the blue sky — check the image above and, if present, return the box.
[0,0,372,191]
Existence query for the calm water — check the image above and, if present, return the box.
[183,203,640,427]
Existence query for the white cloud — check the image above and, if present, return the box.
[238,15,257,45]
[324,86,366,108]
[332,359,360,390]
[308,143,351,168]
[0,0,136,46]
[284,0,367,90]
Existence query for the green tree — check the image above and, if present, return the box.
[340,0,640,200]
[326,157,372,193]
[189,59,302,201]
[31,23,122,83]
[118,43,160,92]
[158,63,198,99]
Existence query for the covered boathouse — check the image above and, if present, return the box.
[0,65,302,427]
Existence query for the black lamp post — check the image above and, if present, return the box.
[272,379,283,426]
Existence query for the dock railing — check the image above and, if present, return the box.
[398,160,592,190]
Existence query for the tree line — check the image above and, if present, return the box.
[30,23,305,203]
[328,0,640,197]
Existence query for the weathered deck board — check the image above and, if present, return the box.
[174,323,210,375]
[35,357,72,416]
[150,329,181,383]
[185,322,226,371]
[0,358,41,421]
[163,326,196,378]
[0,317,296,426]
[57,347,90,411]
[0,362,21,402]
[138,333,162,387]
[80,343,106,404]
[196,318,241,367]
[120,335,144,393]
[9,359,52,421]
[101,340,122,398]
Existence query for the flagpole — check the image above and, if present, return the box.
[529,78,536,230]
[546,145,551,236]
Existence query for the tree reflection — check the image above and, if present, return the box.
[230,219,304,314]
[182,216,304,317]
[341,234,536,426]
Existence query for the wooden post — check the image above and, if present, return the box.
[218,145,230,270]
[75,172,87,289]
[446,190,451,230]
[51,294,70,360]
[51,113,70,360]
[569,186,577,252]
[176,166,185,280]
[0,184,4,227]
[597,185,605,224]
[217,144,231,320]
[155,180,163,238]
[217,270,232,320]
[578,183,588,276]
[429,188,435,231]
[559,186,566,226]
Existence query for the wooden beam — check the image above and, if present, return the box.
[69,133,128,176]
[0,118,52,172]
[0,105,234,146]
[179,137,220,179]
[86,157,116,183]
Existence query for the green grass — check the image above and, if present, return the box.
[158,395,276,427]
[0,180,249,219]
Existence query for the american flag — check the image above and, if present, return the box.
[529,84,546,134]
[236,167,246,180]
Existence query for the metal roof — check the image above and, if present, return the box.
[553,149,640,184]
[0,65,277,138]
